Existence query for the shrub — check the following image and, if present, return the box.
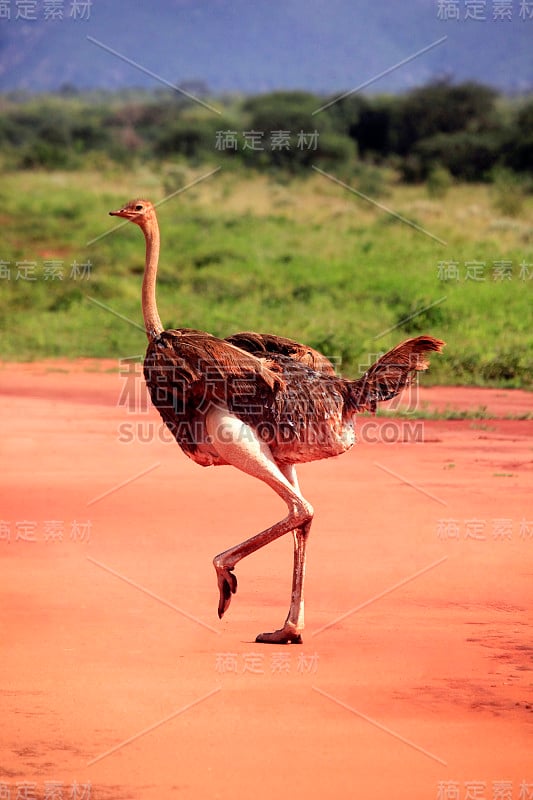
[411,131,504,181]
[490,168,527,217]
[155,118,220,160]
[503,98,533,173]
[426,165,453,198]
[392,81,499,156]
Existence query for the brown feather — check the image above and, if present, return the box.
[346,336,446,413]
[226,331,337,375]
[144,331,445,466]
[143,329,285,462]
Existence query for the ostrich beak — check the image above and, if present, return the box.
[109,207,143,221]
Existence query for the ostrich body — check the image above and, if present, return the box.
[109,199,444,644]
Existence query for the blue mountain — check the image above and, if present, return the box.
[0,0,531,94]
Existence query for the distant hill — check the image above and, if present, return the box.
[0,0,532,95]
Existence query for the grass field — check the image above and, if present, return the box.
[1,164,531,387]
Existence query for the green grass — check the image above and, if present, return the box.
[0,165,531,388]
[374,406,533,420]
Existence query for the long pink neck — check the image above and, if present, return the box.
[141,217,164,341]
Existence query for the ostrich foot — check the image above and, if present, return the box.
[255,624,303,645]
[215,566,237,619]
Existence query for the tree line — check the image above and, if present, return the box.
[0,81,531,183]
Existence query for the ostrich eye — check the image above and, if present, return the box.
[135,204,143,211]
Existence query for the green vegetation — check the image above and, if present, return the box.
[0,83,531,388]
[1,81,532,181]
[374,406,533,421]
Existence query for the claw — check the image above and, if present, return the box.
[216,566,237,619]
[255,626,303,645]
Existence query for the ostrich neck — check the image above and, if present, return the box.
[141,220,164,341]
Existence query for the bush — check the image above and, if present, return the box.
[503,99,533,173]
[426,165,453,198]
[490,168,527,217]
[411,131,504,181]
[161,163,190,195]
[353,161,389,198]
[18,141,74,169]
[392,81,499,156]
[350,100,398,157]
[155,117,220,160]
[481,348,531,384]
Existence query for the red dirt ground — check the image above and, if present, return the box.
[1,361,531,800]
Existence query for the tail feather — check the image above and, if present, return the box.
[347,335,445,412]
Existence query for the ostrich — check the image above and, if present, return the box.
[109,199,444,644]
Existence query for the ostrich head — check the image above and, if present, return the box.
[109,199,155,227]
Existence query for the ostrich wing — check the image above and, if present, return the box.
[226,331,337,376]
[143,328,286,459]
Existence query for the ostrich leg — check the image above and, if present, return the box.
[206,408,313,644]
[255,464,311,644]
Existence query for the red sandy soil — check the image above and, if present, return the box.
[0,361,531,800]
